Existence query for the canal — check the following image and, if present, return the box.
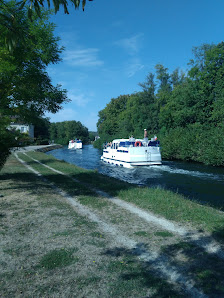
[46,145,224,210]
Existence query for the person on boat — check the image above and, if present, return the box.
[129,135,135,142]
[144,129,149,144]
[144,129,148,138]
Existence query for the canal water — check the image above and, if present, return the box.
[46,145,224,210]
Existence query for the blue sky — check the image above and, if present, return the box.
[45,0,224,131]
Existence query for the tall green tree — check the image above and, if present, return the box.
[0,2,69,169]
[97,95,129,140]
[96,43,224,166]
[50,121,89,145]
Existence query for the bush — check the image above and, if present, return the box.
[159,124,224,166]
[0,128,17,170]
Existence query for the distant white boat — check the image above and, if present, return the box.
[68,139,82,149]
[101,130,161,168]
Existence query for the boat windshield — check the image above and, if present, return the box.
[119,141,135,147]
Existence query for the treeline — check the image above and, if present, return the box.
[95,42,224,166]
[49,121,89,145]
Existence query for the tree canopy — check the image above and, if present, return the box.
[0,1,69,168]
[20,0,93,15]
[49,121,89,145]
[96,42,224,166]
[1,2,69,120]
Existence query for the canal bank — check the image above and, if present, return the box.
[47,145,224,210]
[1,151,224,297]
[12,144,62,153]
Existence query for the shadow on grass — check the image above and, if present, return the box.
[160,230,224,296]
[0,172,53,194]
[0,170,98,198]
[212,226,224,244]
[102,246,185,297]
[102,230,224,297]
[14,156,135,196]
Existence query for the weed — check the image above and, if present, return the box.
[134,231,152,238]
[154,231,173,238]
[39,248,79,270]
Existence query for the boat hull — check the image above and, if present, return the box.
[101,156,161,168]
[68,142,82,149]
[101,145,162,168]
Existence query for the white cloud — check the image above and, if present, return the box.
[67,89,93,107]
[126,62,144,77]
[125,58,144,78]
[69,92,90,107]
[115,33,144,55]
[63,48,104,67]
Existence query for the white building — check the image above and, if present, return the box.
[9,123,34,138]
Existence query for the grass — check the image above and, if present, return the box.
[22,151,224,234]
[154,231,173,238]
[78,195,109,209]
[39,248,79,270]
[106,254,184,297]
[1,152,224,297]
[134,231,152,238]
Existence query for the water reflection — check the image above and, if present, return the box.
[47,145,224,209]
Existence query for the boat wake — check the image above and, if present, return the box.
[150,165,224,182]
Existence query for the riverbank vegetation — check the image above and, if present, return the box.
[49,120,90,145]
[1,152,224,296]
[95,43,224,167]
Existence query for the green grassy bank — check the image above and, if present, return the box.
[1,152,224,297]
[18,151,224,235]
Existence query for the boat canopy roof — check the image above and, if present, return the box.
[112,139,129,143]
[112,138,145,143]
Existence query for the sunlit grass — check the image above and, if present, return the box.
[20,152,224,234]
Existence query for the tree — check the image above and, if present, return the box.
[97,95,129,140]
[49,121,89,145]
[138,72,156,97]
[155,64,172,108]
[95,42,224,165]
[0,0,94,55]
[19,0,93,16]
[34,117,51,142]
[0,2,69,169]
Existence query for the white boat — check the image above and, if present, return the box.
[68,139,82,149]
[101,130,161,168]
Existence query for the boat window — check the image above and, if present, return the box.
[148,141,160,147]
